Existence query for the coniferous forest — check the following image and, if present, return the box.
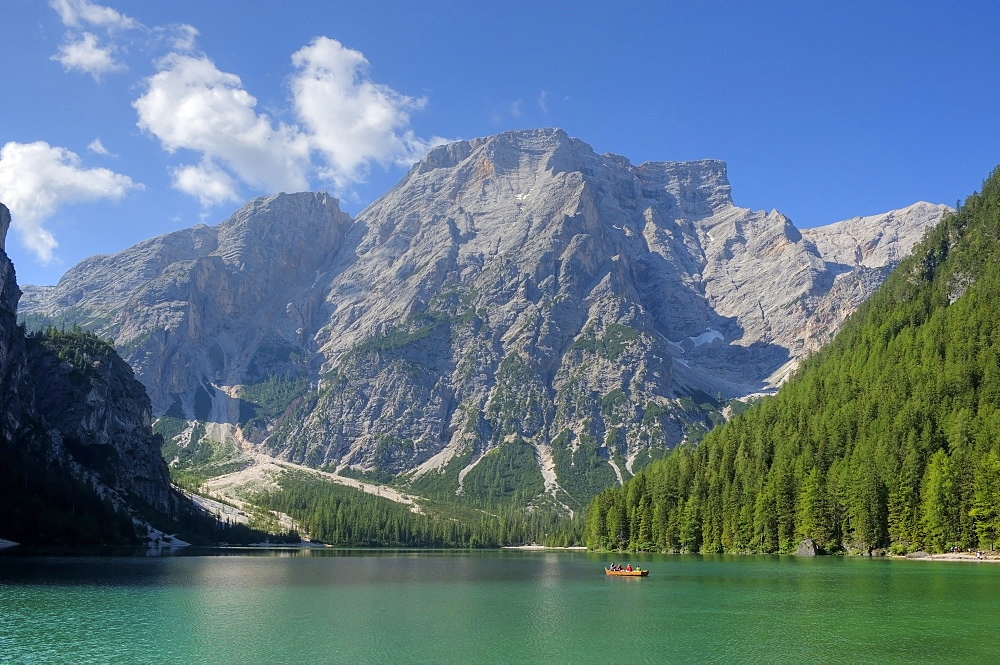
[252,472,584,548]
[585,166,1000,555]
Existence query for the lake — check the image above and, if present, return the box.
[1,548,998,663]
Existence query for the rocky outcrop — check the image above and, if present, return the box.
[25,332,178,516]
[795,538,820,556]
[0,202,184,543]
[21,192,350,417]
[0,204,28,444]
[17,130,950,508]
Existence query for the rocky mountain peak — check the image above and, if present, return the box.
[638,159,733,217]
[802,201,950,269]
[214,191,346,272]
[409,129,734,219]
[15,130,950,510]
[20,191,353,413]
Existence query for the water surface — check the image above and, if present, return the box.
[1,549,997,663]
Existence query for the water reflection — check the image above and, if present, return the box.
[2,552,999,663]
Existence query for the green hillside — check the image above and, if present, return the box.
[586,166,1000,555]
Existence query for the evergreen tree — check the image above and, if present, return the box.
[584,166,1000,554]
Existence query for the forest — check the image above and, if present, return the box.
[252,471,583,548]
[585,166,1000,555]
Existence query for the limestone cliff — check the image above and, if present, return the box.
[0,204,27,445]
[0,202,185,544]
[18,130,949,509]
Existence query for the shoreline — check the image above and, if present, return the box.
[898,551,999,563]
[501,544,588,550]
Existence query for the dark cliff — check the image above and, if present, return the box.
[0,202,186,545]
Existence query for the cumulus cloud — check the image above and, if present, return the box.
[171,161,239,208]
[49,0,140,79]
[133,53,312,200]
[131,38,445,206]
[0,141,141,262]
[45,4,444,208]
[51,31,125,79]
[50,0,138,30]
[290,37,446,190]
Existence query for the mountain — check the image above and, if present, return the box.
[0,203,184,545]
[584,166,1000,554]
[18,129,948,511]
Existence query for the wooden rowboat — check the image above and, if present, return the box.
[605,568,649,576]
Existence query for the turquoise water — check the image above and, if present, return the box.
[1,549,998,663]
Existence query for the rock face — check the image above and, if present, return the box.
[24,332,179,516]
[0,202,183,543]
[795,538,820,556]
[0,204,27,444]
[18,130,949,509]
[21,192,350,418]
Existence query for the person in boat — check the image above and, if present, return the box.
[626,564,632,572]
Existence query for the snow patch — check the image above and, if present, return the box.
[689,329,723,347]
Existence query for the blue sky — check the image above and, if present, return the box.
[2,1,999,286]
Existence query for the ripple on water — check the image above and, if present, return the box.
[2,552,1000,663]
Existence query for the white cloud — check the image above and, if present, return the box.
[51,31,125,80]
[538,91,549,114]
[87,138,111,155]
[131,38,445,207]
[49,1,139,80]
[290,37,445,190]
[509,100,523,118]
[167,24,199,52]
[171,161,239,208]
[0,141,141,262]
[133,52,312,198]
[50,0,138,31]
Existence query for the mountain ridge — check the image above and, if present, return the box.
[584,165,1000,554]
[17,129,949,509]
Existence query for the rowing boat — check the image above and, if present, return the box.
[605,568,649,576]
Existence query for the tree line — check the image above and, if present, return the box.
[586,166,1000,555]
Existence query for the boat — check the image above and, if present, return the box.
[605,567,649,577]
